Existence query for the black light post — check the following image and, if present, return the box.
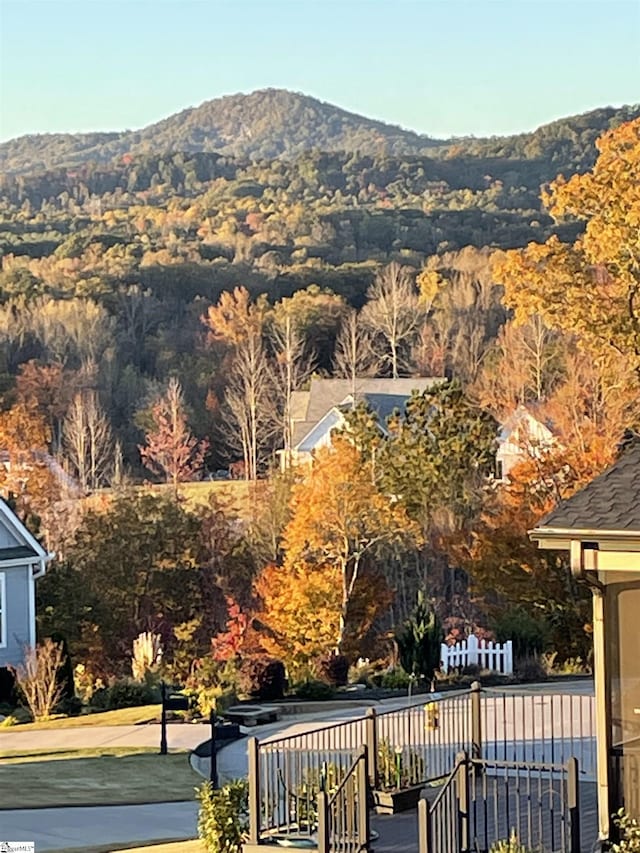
[209,707,218,787]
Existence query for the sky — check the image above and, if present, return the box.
[0,0,638,143]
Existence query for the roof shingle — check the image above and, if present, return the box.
[537,442,640,532]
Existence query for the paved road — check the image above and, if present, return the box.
[0,802,199,852]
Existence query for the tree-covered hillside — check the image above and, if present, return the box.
[2,88,637,175]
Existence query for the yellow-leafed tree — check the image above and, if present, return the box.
[494,118,640,378]
[253,561,342,674]
[282,437,420,654]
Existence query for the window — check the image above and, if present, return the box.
[0,572,5,648]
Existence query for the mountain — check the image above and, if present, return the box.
[2,88,638,176]
[0,89,440,175]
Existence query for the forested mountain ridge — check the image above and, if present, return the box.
[2,88,638,175]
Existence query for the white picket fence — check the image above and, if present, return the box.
[440,635,513,675]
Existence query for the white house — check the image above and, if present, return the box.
[495,405,555,480]
[0,499,53,670]
[278,377,443,469]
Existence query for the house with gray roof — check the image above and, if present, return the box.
[0,499,52,670]
[278,377,444,469]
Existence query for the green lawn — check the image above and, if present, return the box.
[0,747,201,808]
[2,704,161,731]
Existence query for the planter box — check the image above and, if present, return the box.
[372,783,424,814]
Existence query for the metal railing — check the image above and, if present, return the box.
[317,746,369,853]
[373,689,472,787]
[481,688,596,776]
[419,751,582,853]
[245,683,596,848]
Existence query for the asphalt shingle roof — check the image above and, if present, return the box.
[537,442,640,532]
[0,545,38,561]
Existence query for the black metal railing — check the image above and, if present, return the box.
[419,751,581,853]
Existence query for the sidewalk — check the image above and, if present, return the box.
[0,722,211,753]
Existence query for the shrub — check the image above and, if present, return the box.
[15,639,67,721]
[348,657,375,686]
[294,679,334,700]
[395,592,442,687]
[514,656,547,683]
[74,664,105,705]
[197,778,248,853]
[317,653,349,687]
[90,677,159,711]
[380,667,412,690]
[611,809,640,852]
[494,608,546,661]
[131,631,163,681]
[184,656,240,717]
[50,632,75,700]
[240,658,287,701]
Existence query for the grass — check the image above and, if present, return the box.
[1,704,161,730]
[0,747,201,808]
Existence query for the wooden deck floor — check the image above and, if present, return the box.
[371,781,598,853]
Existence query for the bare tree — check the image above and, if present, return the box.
[63,389,114,491]
[16,639,66,721]
[31,297,115,368]
[472,316,562,416]
[333,308,377,393]
[361,263,422,378]
[270,313,315,466]
[225,330,275,481]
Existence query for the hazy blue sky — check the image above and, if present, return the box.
[1,0,638,142]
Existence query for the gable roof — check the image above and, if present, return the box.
[498,405,554,445]
[290,377,443,448]
[534,441,640,534]
[0,499,51,576]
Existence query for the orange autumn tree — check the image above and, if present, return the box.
[458,452,594,660]
[253,562,342,675]
[282,437,421,655]
[494,118,640,379]
[0,401,61,532]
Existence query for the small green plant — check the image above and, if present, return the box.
[0,714,17,727]
[395,592,442,689]
[197,778,249,853]
[380,666,412,690]
[293,762,343,828]
[611,809,640,852]
[489,830,536,852]
[377,738,425,790]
